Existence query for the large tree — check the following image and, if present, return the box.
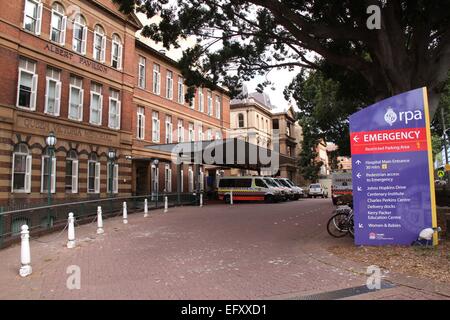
[115,0,450,116]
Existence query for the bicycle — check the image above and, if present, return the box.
[327,205,354,238]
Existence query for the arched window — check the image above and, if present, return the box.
[87,153,100,193]
[72,14,87,54]
[65,150,78,193]
[111,34,123,70]
[50,2,66,44]
[41,148,56,194]
[93,25,106,62]
[238,113,244,128]
[12,143,31,193]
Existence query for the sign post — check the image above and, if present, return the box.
[349,87,438,246]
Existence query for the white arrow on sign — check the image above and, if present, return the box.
[353,136,360,143]
[359,223,364,229]
[357,173,362,178]
[355,160,362,165]
[357,187,362,191]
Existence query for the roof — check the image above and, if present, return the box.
[144,138,295,171]
[91,0,143,30]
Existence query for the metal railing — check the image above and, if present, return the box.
[0,192,199,248]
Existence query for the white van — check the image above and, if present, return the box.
[218,176,282,203]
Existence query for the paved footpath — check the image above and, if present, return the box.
[0,199,448,300]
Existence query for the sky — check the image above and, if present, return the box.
[134,12,304,113]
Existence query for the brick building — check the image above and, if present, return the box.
[0,0,230,207]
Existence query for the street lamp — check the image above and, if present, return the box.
[108,149,116,197]
[45,132,57,206]
[153,159,159,207]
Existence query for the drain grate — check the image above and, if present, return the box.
[290,281,396,300]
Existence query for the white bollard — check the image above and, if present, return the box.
[19,225,32,277]
[123,202,128,224]
[164,196,168,213]
[67,212,76,249]
[144,198,149,218]
[200,193,203,207]
[97,206,104,234]
[230,191,233,205]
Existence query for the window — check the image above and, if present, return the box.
[286,123,291,136]
[207,91,212,115]
[41,148,56,193]
[89,82,103,125]
[198,126,203,141]
[215,95,221,119]
[188,166,194,192]
[152,111,160,142]
[12,143,31,193]
[17,58,37,110]
[206,129,212,141]
[166,70,173,99]
[188,123,194,142]
[165,115,173,143]
[189,90,195,109]
[238,113,244,128]
[151,164,159,195]
[87,153,100,193]
[23,0,42,35]
[137,106,145,140]
[199,169,204,191]
[93,25,106,62]
[215,131,221,140]
[50,3,66,44]
[177,76,184,104]
[235,178,252,188]
[177,120,184,143]
[138,56,146,89]
[72,14,87,54]
[111,34,123,69]
[68,76,84,121]
[198,89,204,112]
[44,67,61,116]
[164,164,172,192]
[255,178,267,188]
[153,64,160,95]
[107,162,119,194]
[65,150,78,193]
[108,89,121,130]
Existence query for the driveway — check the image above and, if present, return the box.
[0,199,448,299]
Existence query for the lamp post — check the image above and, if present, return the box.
[45,132,57,206]
[108,149,116,198]
[153,159,159,207]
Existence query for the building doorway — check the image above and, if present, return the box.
[135,162,149,195]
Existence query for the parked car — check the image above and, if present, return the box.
[277,178,303,200]
[275,178,298,200]
[308,183,328,198]
[218,176,282,203]
[263,177,289,201]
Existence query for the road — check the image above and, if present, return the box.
[0,199,448,299]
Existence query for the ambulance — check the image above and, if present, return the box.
[218,176,282,203]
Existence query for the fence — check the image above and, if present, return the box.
[0,193,199,249]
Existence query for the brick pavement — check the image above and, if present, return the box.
[0,199,448,300]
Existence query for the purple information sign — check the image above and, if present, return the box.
[349,87,437,246]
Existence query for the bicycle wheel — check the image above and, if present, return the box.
[327,212,350,238]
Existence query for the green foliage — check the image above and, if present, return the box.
[297,117,323,182]
[285,62,373,156]
[114,0,450,110]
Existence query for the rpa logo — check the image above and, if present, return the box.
[384,107,423,126]
[384,108,397,126]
